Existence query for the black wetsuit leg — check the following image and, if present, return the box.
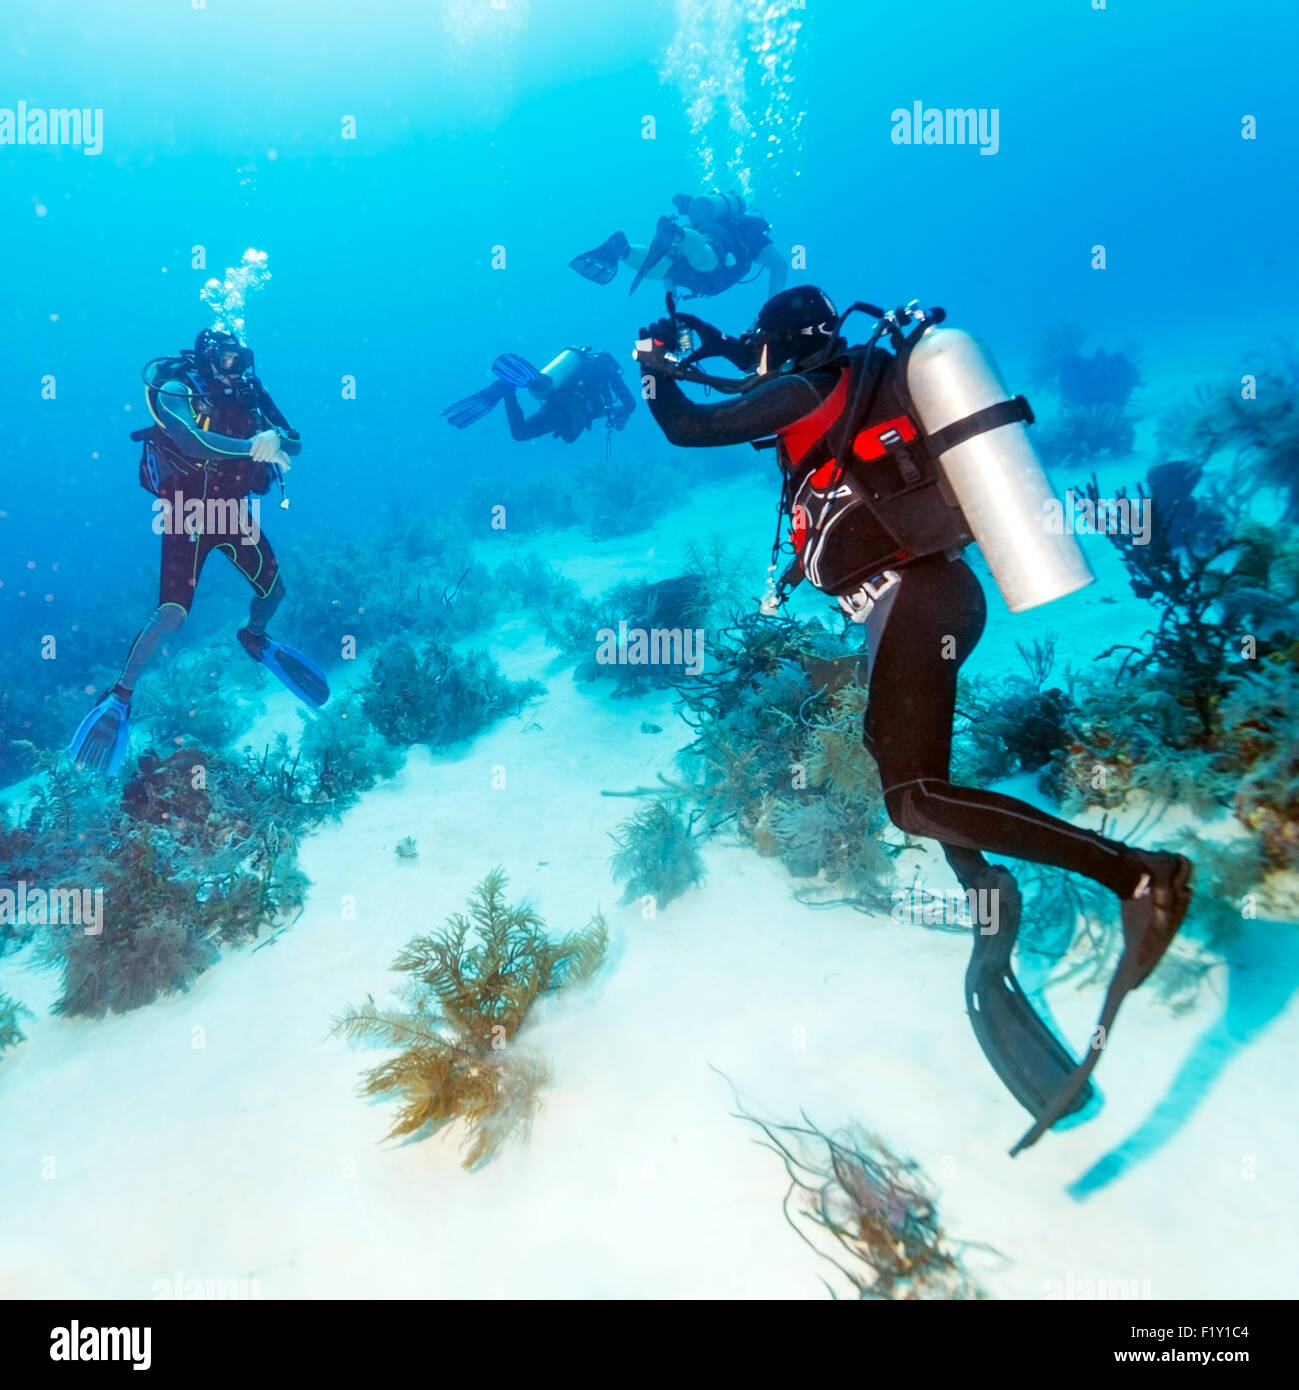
[863,554,1146,898]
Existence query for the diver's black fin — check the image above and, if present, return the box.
[628,216,680,295]
[965,870,1096,1136]
[1010,852,1193,1156]
[569,231,629,286]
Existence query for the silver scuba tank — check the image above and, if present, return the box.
[532,348,584,399]
[905,327,1094,613]
[689,191,746,227]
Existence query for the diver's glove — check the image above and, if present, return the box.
[673,311,723,354]
[675,312,756,372]
[633,320,680,376]
[249,428,284,463]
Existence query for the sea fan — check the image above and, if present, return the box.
[333,868,607,1168]
[609,799,705,908]
[724,1086,989,1300]
[0,991,32,1054]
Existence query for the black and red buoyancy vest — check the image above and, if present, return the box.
[136,360,272,499]
[777,347,973,597]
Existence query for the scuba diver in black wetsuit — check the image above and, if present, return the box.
[67,329,331,777]
[635,286,1194,1154]
[443,346,636,442]
[570,192,788,300]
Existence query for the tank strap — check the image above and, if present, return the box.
[925,394,1034,457]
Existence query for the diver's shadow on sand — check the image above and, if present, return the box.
[1064,917,1299,1198]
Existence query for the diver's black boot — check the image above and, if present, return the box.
[236,627,269,662]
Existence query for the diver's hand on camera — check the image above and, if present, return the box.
[633,321,677,374]
[249,428,283,463]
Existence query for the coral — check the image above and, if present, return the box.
[1169,829,1272,956]
[1030,324,1140,407]
[1034,402,1135,467]
[122,746,224,842]
[283,516,517,658]
[457,470,579,536]
[674,612,848,726]
[34,836,221,1018]
[1058,348,1141,409]
[609,800,705,907]
[1080,474,1297,735]
[771,796,896,911]
[664,616,899,910]
[491,553,584,616]
[1029,321,1086,389]
[1143,460,1229,551]
[0,991,32,1054]
[395,837,418,860]
[361,637,542,749]
[728,1088,987,1299]
[574,454,684,540]
[1159,349,1299,519]
[135,645,254,752]
[1016,861,1121,980]
[954,636,1074,786]
[546,571,712,696]
[295,695,403,810]
[7,739,319,1013]
[333,868,607,1167]
[1219,660,1299,872]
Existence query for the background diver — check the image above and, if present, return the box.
[633,286,1194,1154]
[570,191,788,301]
[443,346,636,442]
[68,328,331,777]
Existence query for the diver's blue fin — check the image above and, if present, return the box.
[68,694,131,776]
[238,629,330,708]
[442,380,506,429]
[490,353,544,388]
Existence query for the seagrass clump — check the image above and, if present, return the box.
[333,867,607,1168]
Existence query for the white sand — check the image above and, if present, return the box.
[2,450,1297,1300]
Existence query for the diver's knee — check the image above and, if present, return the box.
[883,784,927,836]
[679,227,719,272]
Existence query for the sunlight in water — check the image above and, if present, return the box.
[439,0,531,78]
[199,248,271,340]
[661,0,805,199]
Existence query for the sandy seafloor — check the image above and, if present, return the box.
[2,402,1298,1300]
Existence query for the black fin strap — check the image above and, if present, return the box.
[925,395,1034,457]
